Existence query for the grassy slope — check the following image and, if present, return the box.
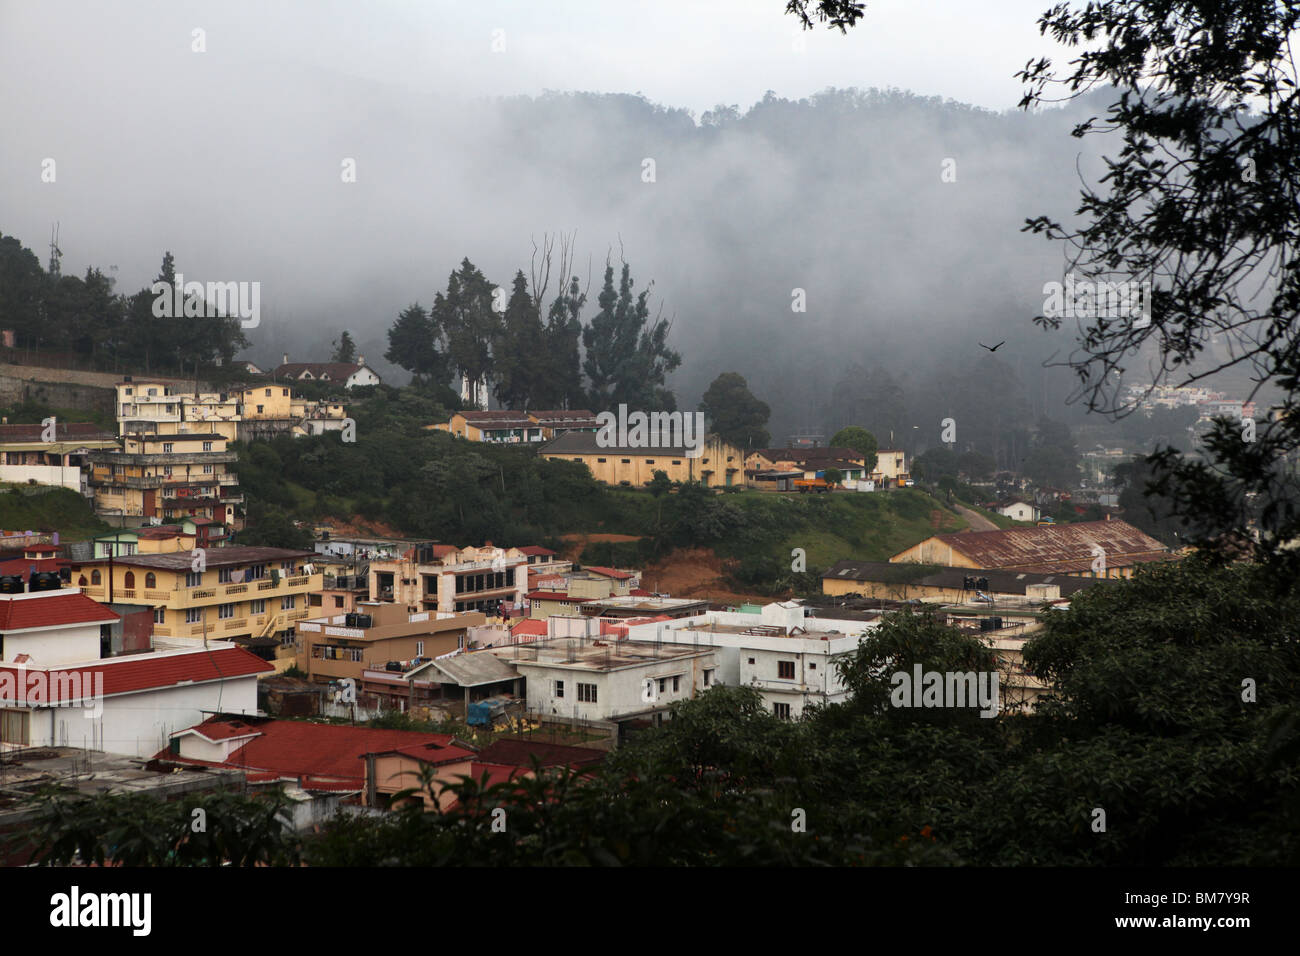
[0,486,112,540]
[730,488,969,565]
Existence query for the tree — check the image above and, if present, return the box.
[435,259,500,409]
[1022,419,1080,490]
[829,426,878,473]
[1010,1,1300,567]
[385,303,452,387]
[492,271,546,409]
[331,330,357,363]
[699,372,771,449]
[582,256,680,411]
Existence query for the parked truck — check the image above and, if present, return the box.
[794,477,833,493]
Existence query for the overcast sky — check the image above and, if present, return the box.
[0,0,1088,412]
[1,0,1059,125]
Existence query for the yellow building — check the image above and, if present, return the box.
[73,546,322,669]
[430,409,600,444]
[87,431,244,529]
[542,432,745,487]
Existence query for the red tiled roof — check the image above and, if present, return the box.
[518,546,556,556]
[0,646,271,704]
[582,566,633,580]
[475,739,606,769]
[0,591,120,631]
[0,557,66,576]
[161,716,471,789]
[510,619,548,636]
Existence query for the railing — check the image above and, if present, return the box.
[225,584,247,594]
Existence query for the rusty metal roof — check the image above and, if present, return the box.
[904,519,1171,570]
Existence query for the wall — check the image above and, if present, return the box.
[29,674,260,757]
[1,621,103,667]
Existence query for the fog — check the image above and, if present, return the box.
[1,0,1216,442]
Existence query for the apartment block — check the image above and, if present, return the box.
[296,600,484,685]
[72,546,321,664]
[87,430,244,529]
[369,543,529,616]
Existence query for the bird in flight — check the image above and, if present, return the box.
[979,340,1005,352]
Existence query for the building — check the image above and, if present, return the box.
[273,355,381,389]
[995,500,1040,522]
[296,601,484,686]
[369,543,529,616]
[622,601,873,719]
[92,517,231,557]
[890,518,1175,578]
[0,574,269,756]
[161,714,474,819]
[575,594,710,619]
[238,384,348,440]
[114,379,349,444]
[72,547,322,664]
[87,430,245,529]
[432,409,600,444]
[524,565,648,619]
[821,558,1093,603]
[0,422,118,494]
[745,445,908,488]
[493,636,716,729]
[541,431,746,488]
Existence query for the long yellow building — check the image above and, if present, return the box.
[74,546,322,667]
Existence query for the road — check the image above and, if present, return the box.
[952,502,999,532]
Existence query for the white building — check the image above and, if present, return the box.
[491,638,716,725]
[996,500,1040,522]
[0,580,269,756]
[621,601,877,719]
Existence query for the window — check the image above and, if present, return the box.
[203,464,214,474]
[809,662,817,670]
[281,595,296,610]
[264,388,271,396]
[91,570,101,586]
[282,389,288,396]
[145,572,156,588]
[0,709,31,746]
[333,595,345,608]
[657,677,667,693]
[747,657,755,665]
[163,443,173,453]
[123,571,135,589]
[416,641,424,656]
[620,458,631,464]
[218,603,234,619]
[672,675,680,692]
[202,441,213,451]
[219,568,233,583]
[153,608,165,624]
[672,460,681,465]
[596,458,607,463]
[251,599,266,614]
[308,593,322,606]
[257,405,264,414]
[555,680,565,699]
[645,459,655,464]
[577,683,597,703]
[774,702,791,720]
[185,608,202,624]
[185,571,202,587]
[703,669,714,687]
[778,661,795,680]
